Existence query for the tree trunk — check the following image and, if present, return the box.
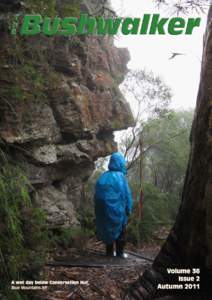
[125,5,212,300]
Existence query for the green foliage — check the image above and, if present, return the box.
[50,226,93,250]
[2,63,47,103]
[5,85,23,101]
[127,183,171,245]
[125,110,193,244]
[78,208,96,234]
[0,158,48,299]
[50,208,96,251]
[61,1,81,17]
[0,29,61,106]
[140,183,171,239]
[126,215,142,246]
[21,207,48,261]
[22,64,46,100]
[0,164,30,279]
[142,110,193,195]
[25,0,56,15]
[114,73,125,85]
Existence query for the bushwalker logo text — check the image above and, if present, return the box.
[11,14,201,36]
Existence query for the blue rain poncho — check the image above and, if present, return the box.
[94,152,133,244]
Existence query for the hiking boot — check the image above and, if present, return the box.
[106,244,114,257]
[116,240,125,258]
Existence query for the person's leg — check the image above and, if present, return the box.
[106,243,114,256]
[116,227,126,257]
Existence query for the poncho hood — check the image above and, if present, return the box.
[108,152,127,174]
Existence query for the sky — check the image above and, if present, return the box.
[111,0,208,110]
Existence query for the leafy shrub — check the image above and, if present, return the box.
[126,183,173,245]
[77,208,96,234]
[49,207,95,251]
[0,157,48,299]
[50,227,93,251]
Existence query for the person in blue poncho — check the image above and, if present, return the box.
[94,152,133,258]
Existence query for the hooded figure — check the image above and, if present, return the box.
[94,152,133,257]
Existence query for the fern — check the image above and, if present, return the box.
[0,153,48,299]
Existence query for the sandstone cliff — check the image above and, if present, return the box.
[0,0,133,228]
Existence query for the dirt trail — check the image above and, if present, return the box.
[36,239,159,300]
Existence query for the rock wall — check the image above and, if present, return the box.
[0,0,133,227]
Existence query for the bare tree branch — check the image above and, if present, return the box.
[154,0,209,15]
[127,128,188,171]
[119,69,172,174]
[91,0,116,17]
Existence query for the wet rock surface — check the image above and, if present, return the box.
[0,0,134,227]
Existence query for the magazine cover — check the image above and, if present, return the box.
[0,0,211,299]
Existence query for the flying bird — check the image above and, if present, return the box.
[169,52,185,60]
